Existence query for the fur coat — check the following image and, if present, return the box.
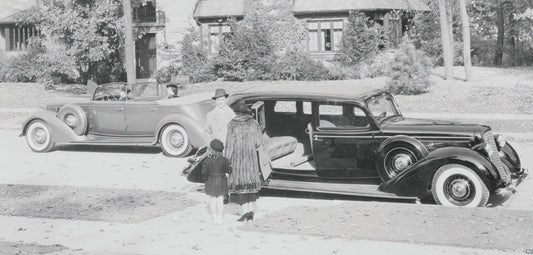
[224,114,263,194]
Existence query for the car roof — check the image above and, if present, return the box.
[232,83,387,102]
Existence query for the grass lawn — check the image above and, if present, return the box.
[1,66,532,115]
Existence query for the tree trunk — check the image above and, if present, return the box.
[438,0,454,80]
[494,0,504,66]
[459,0,473,81]
[446,0,455,69]
[508,10,516,65]
[122,0,136,84]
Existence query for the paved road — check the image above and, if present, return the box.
[1,130,532,254]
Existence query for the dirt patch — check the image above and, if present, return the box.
[0,241,66,255]
[0,184,198,223]
[243,202,533,253]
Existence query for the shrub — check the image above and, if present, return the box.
[274,51,329,81]
[359,50,396,78]
[325,64,359,80]
[213,15,277,81]
[386,40,433,95]
[180,27,216,83]
[336,11,390,66]
[0,39,79,83]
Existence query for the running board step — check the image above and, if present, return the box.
[264,179,418,200]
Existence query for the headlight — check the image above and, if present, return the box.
[495,134,506,149]
[473,142,494,157]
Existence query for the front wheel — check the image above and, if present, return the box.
[25,120,55,152]
[431,164,489,207]
[160,124,192,157]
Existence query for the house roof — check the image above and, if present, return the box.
[0,0,34,24]
[193,0,429,20]
[193,0,244,19]
[0,13,18,25]
[293,0,430,14]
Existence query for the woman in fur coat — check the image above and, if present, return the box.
[224,100,263,222]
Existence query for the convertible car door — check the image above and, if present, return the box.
[123,100,158,136]
[89,101,126,136]
[312,102,379,179]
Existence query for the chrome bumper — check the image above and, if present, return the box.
[493,168,528,201]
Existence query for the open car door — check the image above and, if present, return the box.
[252,101,272,180]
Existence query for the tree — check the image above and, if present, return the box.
[458,0,473,81]
[122,0,136,84]
[16,0,126,84]
[437,0,454,79]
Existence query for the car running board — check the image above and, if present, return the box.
[263,179,418,200]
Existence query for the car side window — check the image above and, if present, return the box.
[274,101,296,113]
[318,103,370,129]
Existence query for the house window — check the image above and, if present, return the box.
[208,24,230,54]
[3,26,40,52]
[307,20,343,53]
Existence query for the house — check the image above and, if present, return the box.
[192,0,430,60]
[0,0,199,81]
[0,0,36,60]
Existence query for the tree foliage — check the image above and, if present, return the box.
[387,39,433,95]
[13,0,126,83]
[336,11,389,66]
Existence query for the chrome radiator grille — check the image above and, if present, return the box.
[484,131,511,185]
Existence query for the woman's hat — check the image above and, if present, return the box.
[210,139,224,152]
[166,84,178,89]
[232,100,251,114]
[212,88,229,100]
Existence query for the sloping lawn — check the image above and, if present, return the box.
[180,66,533,115]
[0,66,532,115]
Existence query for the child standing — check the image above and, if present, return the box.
[202,139,232,224]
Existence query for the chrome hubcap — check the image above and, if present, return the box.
[393,154,412,171]
[169,131,184,148]
[64,114,77,128]
[449,179,470,200]
[33,128,47,144]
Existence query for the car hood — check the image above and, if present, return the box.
[380,117,490,138]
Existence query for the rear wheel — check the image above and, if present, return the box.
[25,120,55,152]
[431,164,489,207]
[160,124,192,157]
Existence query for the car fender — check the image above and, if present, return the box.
[20,110,85,144]
[377,135,428,156]
[153,113,206,148]
[379,147,499,198]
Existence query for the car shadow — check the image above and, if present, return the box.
[56,145,162,154]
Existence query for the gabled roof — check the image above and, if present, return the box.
[0,13,18,25]
[293,0,430,14]
[193,0,429,20]
[193,0,244,19]
[0,0,34,24]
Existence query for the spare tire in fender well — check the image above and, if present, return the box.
[57,103,88,136]
[376,135,429,182]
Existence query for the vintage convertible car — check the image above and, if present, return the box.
[185,84,528,207]
[21,82,214,157]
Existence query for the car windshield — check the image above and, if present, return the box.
[367,96,400,123]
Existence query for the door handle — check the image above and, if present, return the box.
[117,108,124,112]
[313,135,322,141]
[149,108,156,112]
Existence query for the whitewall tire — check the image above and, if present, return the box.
[431,164,489,207]
[160,124,192,157]
[25,120,55,152]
